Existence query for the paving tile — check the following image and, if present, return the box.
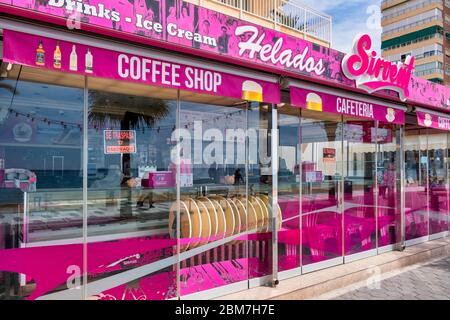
[330,255,450,300]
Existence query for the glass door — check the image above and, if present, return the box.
[427,129,448,237]
[86,77,179,300]
[177,92,250,297]
[247,102,274,285]
[342,118,377,258]
[277,109,301,274]
[404,125,428,242]
[376,123,401,249]
[301,110,343,270]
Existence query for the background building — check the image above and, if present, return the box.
[381,0,450,85]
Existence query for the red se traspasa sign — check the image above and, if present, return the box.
[104,130,137,154]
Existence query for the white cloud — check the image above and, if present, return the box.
[332,15,381,54]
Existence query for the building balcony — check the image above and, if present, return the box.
[382,17,444,41]
[381,0,409,11]
[381,0,442,26]
[418,69,444,81]
[185,0,332,47]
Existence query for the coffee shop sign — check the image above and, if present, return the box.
[342,34,415,102]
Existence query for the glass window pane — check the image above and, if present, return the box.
[247,102,274,281]
[277,108,301,272]
[428,128,448,235]
[377,123,401,247]
[86,77,178,300]
[0,65,84,300]
[178,91,250,297]
[343,118,377,255]
[301,109,343,266]
[405,125,428,240]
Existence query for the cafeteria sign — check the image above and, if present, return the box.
[104,130,136,154]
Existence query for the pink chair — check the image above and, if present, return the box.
[303,196,341,262]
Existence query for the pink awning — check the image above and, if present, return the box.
[416,109,450,131]
[290,85,405,125]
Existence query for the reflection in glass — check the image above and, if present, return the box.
[277,111,301,272]
[177,96,250,296]
[377,123,400,247]
[404,125,428,240]
[427,129,448,235]
[0,66,84,299]
[343,119,377,255]
[301,111,343,266]
[86,78,178,300]
[247,103,274,281]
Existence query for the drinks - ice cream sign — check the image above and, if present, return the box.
[342,34,415,102]
[47,0,218,47]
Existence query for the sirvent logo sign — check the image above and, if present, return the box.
[342,34,415,102]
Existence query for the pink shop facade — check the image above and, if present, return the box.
[0,0,449,300]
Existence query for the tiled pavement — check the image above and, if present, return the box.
[328,256,450,300]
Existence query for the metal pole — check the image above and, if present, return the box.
[398,125,406,250]
[447,132,450,235]
[426,130,430,240]
[329,16,332,48]
[298,110,303,270]
[245,102,249,283]
[239,0,243,19]
[303,8,307,40]
[340,117,344,259]
[273,0,277,29]
[375,122,379,252]
[82,76,88,300]
[176,90,181,300]
[271,104,279,287]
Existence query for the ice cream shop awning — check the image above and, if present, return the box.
[1,28,281,104]
[416,108,450,131]
[289,81,406,125]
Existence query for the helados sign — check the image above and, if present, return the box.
[342,34,414,102]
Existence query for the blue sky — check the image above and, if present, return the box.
[300,0,382,54]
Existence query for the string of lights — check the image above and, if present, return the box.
[5,102,246,133]
[7,108,82,130]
